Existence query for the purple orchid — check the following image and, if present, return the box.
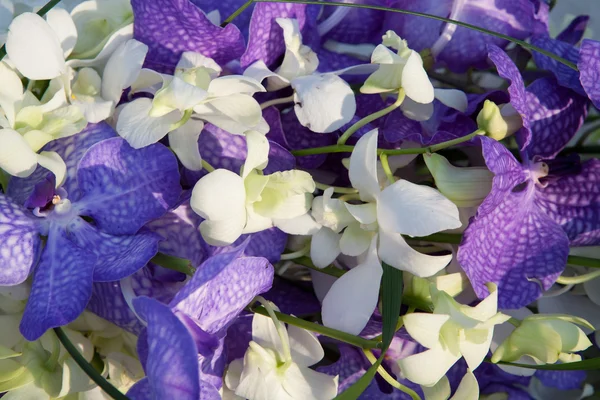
[0,123,181,340]
[457,46,599,309]
[382,0,543,73]
[131,0,246,73]
[126,243,274,399]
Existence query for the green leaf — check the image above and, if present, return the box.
[491,357,600,370]
[381,263,403,348]
[334,352,385,400]
[255,0,578,71]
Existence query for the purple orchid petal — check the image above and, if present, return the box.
[263,141,296,174]
[171,254,273,335]
[280,110,337,169]
[465,90,510,116]
[7,123,116,205]
[190,0,255,37]
[381,111,422,144]
[525,77,588,159]
[316,48,368,72]
[127,378,152,400]
[530,35,584,95]
[487,45,532,150]
[88,266,186,334]
[318,344,369,393]
[76,138,181,236]
[535,370,586,391]
[476,362,532,399]
[69,218,161,282]
[556,16,589,45]
[320,0,386,45]
[578,39,600,110]
[241,3,315,68]
[133,296,200,400]
[0,194,42,285]
[458,139,569,309]
[23,174,55,209]
[209,227,287,264]
[20,224,97,340]
[145,201,209,268]
[386,0,537,73]
[132,0,245,73]
[535,159,600,246]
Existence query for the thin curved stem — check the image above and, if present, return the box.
[556,269,600,285]
[337,90,405,145]
[54,327,129,400]
[315,182,358,194]
[202,159,215,172]
[256,0,578,71]
[221,0,254,27]
[260,95,295,110]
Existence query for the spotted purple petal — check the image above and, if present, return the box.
[535,159,600,246]
[0,194,42,285]
[7,122,116,205]
[209,227,287,264]
[127,378,152,400]
[132,296,200,400]
[69,218,161,282]
[132,0,245,73]
[556,16,589,45]
[171,254,273,334]
[145,201,209,268]
[75,138,181,236]
[20,224,97,340]
[524,77,588,159]
[190,0,255,36]
[320,0,386,44]
[530,35,584,95]
[23,173,55,209]
[535,370,586,391]
[578,39,600,110]
[241,2,313,68]
[487,45,532,150]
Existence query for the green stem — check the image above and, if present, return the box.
[294,129,483,157]
[202,159,216,172]
[0,0,64,61]
[0,169,8,192]
[556,269,600,285]
[567,255,600,269]
[150,253,195,275]
[254,297,293,361]
[279,244,310,261]
[379,153,396,184]
[54,327,129,400]
[260,94,295,110]
[337,90,405,145]
[256,0,578,71]
[411,232,463,244]
[363,349,422,400]
[251,306,382,349]
[221,0,254,27]
[315,182,358,194]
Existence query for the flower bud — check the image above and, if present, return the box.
[491,314,593,364]
[476,100,523,140]
[424,153,494,207]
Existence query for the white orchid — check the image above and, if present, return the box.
[361,31,468,122]
[117,51,268,171]
[190,131,315,246]
[224,306,338,400]
[244,18,359,133]
[398,283,510,387]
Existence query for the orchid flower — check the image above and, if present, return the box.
[245,18,358,133]
[117,51,267,171]
[224,304,339,400]
[190,130,315,246]
[361,31,468,122]
[398,283,510,387]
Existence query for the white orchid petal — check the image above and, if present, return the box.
[282,363,338,400]
[243,60,287,87]
[458,330,493,371]
[450,371,479,400]
[422,376,451,400]
[310,228,341,268]
[0,62,23,127]
[45,8,77,57]
[400,96,435,121]
[378,229,452,277]
[102,39,148,103]
[0,129,37,178]
[116,98,180,148]
[6,13,65,80]
[194,94,264,135]
[191,168,246,221]
[292,74,355,133]
[242,130,269,178]
[398,348,460,387]
[378,179,461,237]
[402,50,434,104]
[167,119,204,171]
[274,213,320,235]
[130,68,165,95]
[403,313,450,349]
[434,88,468,113]
[339,223,371,257]
[208,76,265,96]
[243,206,274,234]
[67,23,134,69]
[199,217,246,247]
[287,325,324,367]
[322,237,382,334]
[72,98,114,124]
[538,293,600,336]
[37,151,66,187]
[349,129,380,202]
[176,51,221,73]
[344,202,377,225]
[251,312,285,356]
[152,76,207,117]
